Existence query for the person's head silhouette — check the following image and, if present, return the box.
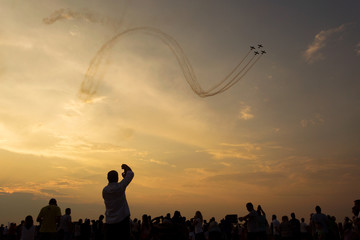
[107,170,119,183]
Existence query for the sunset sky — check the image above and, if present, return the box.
[1,0,360,224]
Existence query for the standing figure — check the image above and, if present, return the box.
[103,164,134,240]
[193,211,205,240]
[58,208,73,240]
[239,202,258,240]
[21,216,35,240]
[36,198,61,240]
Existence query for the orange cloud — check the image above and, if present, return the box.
[303,24,346,63]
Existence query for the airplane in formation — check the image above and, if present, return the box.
[250,45,266,55]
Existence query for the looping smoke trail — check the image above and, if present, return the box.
[79,26,264,101]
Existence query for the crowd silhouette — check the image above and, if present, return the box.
[1,166,359,240]
[0,200,359,240]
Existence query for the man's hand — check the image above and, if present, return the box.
[121,164,132,178]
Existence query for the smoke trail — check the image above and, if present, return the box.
[78,26,263,101]
[43,8,264,100]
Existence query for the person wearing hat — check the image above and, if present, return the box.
[37,198,61,240]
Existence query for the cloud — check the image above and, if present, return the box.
[201,142,289,161]
[303,24,346,63]
[206,171,286,186]
[238,102,254,120]
[149,158,176,168]
[201,142,262,160]
[43,8,121,29]
[300,114,324,128]
[0,178,93,198]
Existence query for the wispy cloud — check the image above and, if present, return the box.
[200,141,292,162]
[202,142,282,160]
[300,114,324,128]
[149,159,176,168]
[303,24,346,63]
[43,8,122,30]
[0,178,92,199]
[238,102,254,120]
[206,171,286,186]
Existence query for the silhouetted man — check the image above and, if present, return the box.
[271,215,280,240]
[289,212,300,240]
[37,198,61,240]
[58,208,72,240]
[239,202,258,240]
[311,206,328,237]
[103,164,134,240]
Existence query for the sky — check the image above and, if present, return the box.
[1,0,360,225]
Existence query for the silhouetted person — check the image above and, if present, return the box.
[103,164,134,240]
[193,211,205,240]
[16,220,25,240]
[0,224,4,240]
[256,205,268,240]
[279,216,292,240]
[8,223,16,240]
[271,214,281,240]
[239,202,258,240]
[80,219,91,240]
[311,206,329,239]
[36,198,61,240]
[21,215,35,240]
[58,208,72,240]
[95,215,105,240]
[140,214,151,240]
[208,217,221,240]
[172,210,182,224]
[300,218,309,240]
[74,219,82,240]
[290,212,301,240]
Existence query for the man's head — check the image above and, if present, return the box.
[246,202,254,212]
[315,206,321,214]
[107,170,119,183]
[291,212,296,219]
[272,214,277,220]
[65,208,71,215]
[49,198,57,206]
